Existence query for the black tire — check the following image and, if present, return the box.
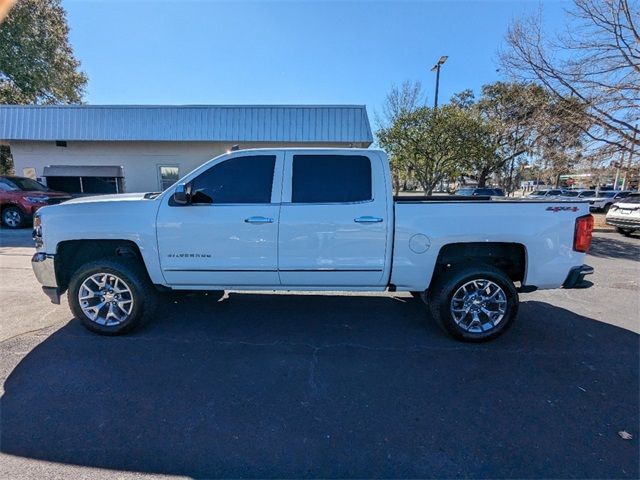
[603,203,612,214]
[2,206,25,229]
[428,265,519,342]
[68,258,157,335]
[616,227,634,236]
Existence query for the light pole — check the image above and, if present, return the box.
[430,55,448,108]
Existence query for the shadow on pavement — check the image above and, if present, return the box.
[588,233,640,262]
[2,294,638,478]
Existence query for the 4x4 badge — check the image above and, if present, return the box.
[546,206,579,212]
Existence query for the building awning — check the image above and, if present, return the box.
[43,165,124,177]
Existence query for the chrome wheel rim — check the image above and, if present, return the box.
[450,279,507,333]
[78,273,134,326]
[4,210,21,227]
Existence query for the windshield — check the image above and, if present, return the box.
[7,177,49,191]
[621,194,640,204]
[579,191,596,197]
[529,190,546,196]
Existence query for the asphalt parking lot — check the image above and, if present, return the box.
[0,227,638,479]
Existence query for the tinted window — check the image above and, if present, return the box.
[617,192,631,198]
[579,191,596,197]
[530,190,545,196]
[455,188,474,196]
[600,192,617,198]
[190,155,275,204]
[475,188,495,196]
[292,155,372,203]
[623,194,640,204]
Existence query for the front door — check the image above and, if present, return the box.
[156,152,283,287]
[278,151,390,287]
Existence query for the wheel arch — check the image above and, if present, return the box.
[55,239,151,292]
[430,242,527,289]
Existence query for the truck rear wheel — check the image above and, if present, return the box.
[68,259,157,335]
[428,265,518,342]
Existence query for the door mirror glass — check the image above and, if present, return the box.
[173,183,189,205]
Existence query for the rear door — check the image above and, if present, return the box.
[278,151,390,287]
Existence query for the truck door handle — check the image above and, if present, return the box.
[354,216,383,223]
[244,216,274,224]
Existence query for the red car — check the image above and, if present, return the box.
[0,176,71,228]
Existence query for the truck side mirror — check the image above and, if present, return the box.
[173,183,190,205]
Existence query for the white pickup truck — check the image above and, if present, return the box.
[31,148,594,341]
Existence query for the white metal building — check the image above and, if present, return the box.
[0,105,373,193]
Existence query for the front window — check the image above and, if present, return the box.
[563,191,579,197]
[159,166,179,191]
[456,188,475,196]
[622,194,640,204]
[190,155,276,204]
[578,191,596,197]
[5,177,48,191]
[600,192,617,198]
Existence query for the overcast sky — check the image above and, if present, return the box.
[63,0,569,119]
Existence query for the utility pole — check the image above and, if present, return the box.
[430,56,448,108]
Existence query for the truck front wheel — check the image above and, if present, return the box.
[68,259,157,335]
[428,265,519,342]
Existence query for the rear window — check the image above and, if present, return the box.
[292,155,372,203]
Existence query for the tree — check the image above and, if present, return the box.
[375,81,425,194]
[0,0,87,173]
[0,0,87,104]
[452,83,545,189]
[377,105,485,195]
[501,0,640,154]
[452,82,591,192]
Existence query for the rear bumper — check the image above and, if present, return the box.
[605,217,640,229]
[562,264,594,289]
[31,252,61,304]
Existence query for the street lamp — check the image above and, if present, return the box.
[430,55,448,108]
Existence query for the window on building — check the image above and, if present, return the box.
[292,154,372,203]
[46,176,124,194]
[158,165,180,191]
[189,155,276,204]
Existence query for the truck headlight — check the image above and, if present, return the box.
[23,196,49,204]
[33,214,43,247]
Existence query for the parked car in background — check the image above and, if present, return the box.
[527,189,566,199]
[0,176,71,228]
[589,191,633,213]
[561,189,597,199]
[455,187,505,197]
[606,193,640,236]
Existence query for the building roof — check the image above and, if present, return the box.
[0,104,373,145]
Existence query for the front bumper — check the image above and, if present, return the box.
[31,253,61,304]
[562,264,594,289]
